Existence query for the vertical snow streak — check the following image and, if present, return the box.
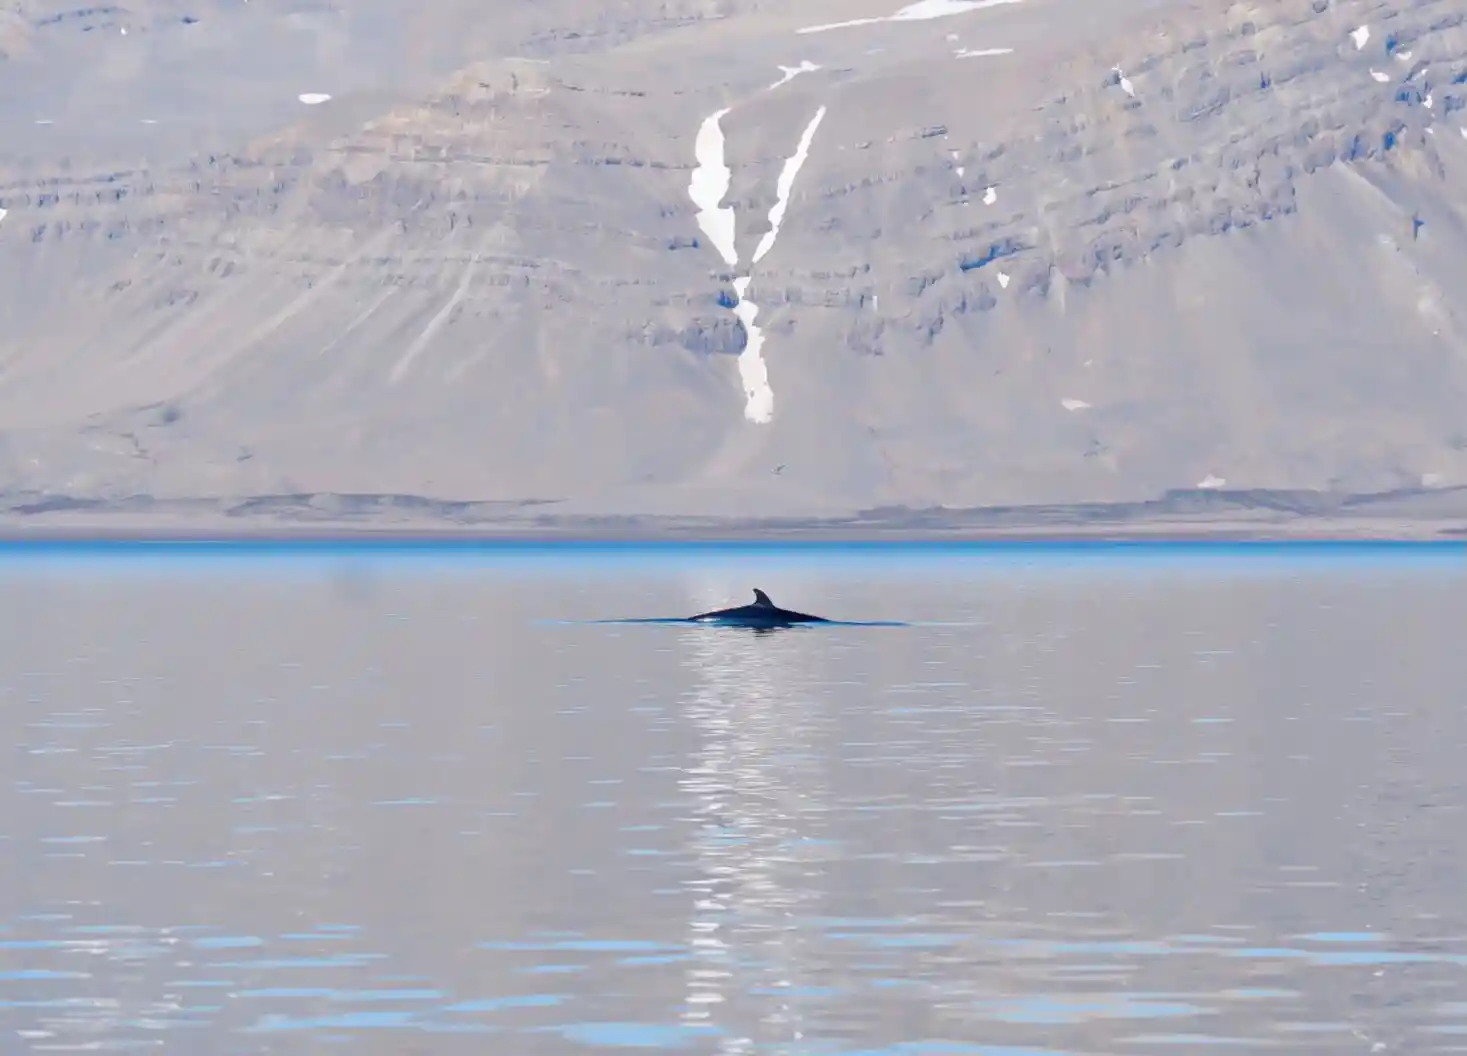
[690,109,739,269]
[753,106,828,265]
[687,103,828,423]
[731,276,772,424]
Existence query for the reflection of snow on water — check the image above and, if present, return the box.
[678,581,828,1050]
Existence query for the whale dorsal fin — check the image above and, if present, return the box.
[752,589,774,607]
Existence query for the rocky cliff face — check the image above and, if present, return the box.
[2,0,1467,524]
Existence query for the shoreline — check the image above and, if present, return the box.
[0,485,1464,544]
[0,519,1462,545]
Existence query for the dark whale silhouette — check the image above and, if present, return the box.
[571,590,904,631]
[687,589,830,629]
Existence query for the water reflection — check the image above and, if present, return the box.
[2,555,1467,1053]
[679,576,829,1052]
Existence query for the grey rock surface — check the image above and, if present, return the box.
[2,0,1467,528]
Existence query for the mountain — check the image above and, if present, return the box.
[2,0,1467,533]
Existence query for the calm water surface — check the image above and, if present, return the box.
[2,545,1466,1054]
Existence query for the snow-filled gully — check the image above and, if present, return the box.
[756,107,827,265]
[689,101,828,424]
[682,0,1020,423]
[689,109,739,269]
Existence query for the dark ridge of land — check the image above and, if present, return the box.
[0,485,1463,542]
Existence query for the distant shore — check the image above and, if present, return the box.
[0,486,1464,543]
[0,517,1461,544]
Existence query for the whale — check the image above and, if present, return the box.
[569,590,905,631]
[687,588,830,629]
